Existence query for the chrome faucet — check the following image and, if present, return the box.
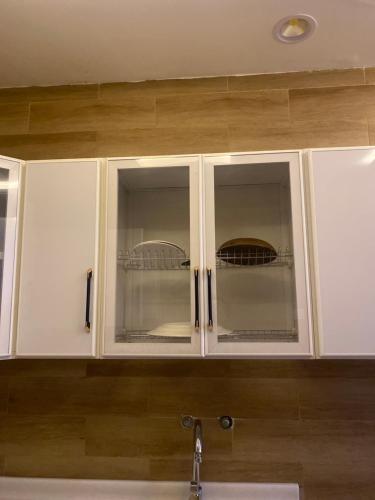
[190,418,203,500]
[181,415,233,500]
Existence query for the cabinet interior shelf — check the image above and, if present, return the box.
[118,249,293,271]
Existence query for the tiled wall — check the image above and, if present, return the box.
[1,68,375,500]
[1,67,375,159]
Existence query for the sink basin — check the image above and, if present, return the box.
[0,477,299,499]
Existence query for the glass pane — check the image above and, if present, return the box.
[214,162,298,343]
[115,166,191,344]
[0,168,9,316]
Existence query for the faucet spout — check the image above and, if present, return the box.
[190,419,203,499]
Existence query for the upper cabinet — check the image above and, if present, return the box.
[203,152,313,357]
[16,160,101,357]
[103,152,313,358]
[103,156,202,357]
[0,156,21,358]
[306,148,375,358]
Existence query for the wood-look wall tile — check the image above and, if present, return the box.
[303,484,375,500]
[364,67,375,84]
[84,360,375,379]
[229,360,375,379]
[288,119,369,148]
[95,126,229,157]
[149,378,299,419]
[299,378,375,420]
[290,85,375,122]
[149,458,303,484]
[149,458,191,480]
[201,459,303,484]
[87,360,234,378]
[0,379,8,414]
[8,377,149,416]
[303,461,375,500]
[100,77,228,98]
[0,415,84,456]
[4,456,150,480]
[0,84,99,104]
[0,103,29,135]
[0,131,97,160]
[29,97,156,133]
[229,119,369,152]
[233,419,301,462]
[0,360,87,378]
[229,69,365,91]
[228,123,294,152]
[367,118,375,144]
[156,90,289,128]
[300,420,375,464]
[29,100,97,132]
[85,416,231,458]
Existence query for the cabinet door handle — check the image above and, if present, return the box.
[207,268,213,330]
[85,268,93,332]
[194,268,200,330]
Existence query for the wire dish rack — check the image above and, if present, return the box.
[116,329,191,343]
[118,248,293,270]
[115,328,297,343]
[218,329,298,343]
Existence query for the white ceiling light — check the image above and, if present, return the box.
[273,14,317,44]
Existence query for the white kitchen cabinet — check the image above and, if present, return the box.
[103,152,313,358]
[16,160,101,357]
[203,152,313,357]
[103,156,202,357]
[306,147,375,358]
[0,156,21,358]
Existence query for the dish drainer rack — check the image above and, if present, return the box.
[115,328,297,343]
[218,329,297,343]
[116,329,191,343]
[118,248,293,270]
[118,250,189,270]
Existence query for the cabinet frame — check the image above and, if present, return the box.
[15,158,102,358]
[304,146,375,359]
[0,155,22,358]
[203,151,314,358]
[102,155,204,358]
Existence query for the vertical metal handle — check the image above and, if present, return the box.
[85,268,93,332]
[194,268,200,330]
[207,268,213,330]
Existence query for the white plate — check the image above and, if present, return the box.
[148,322,191,337]
[148,323,232,337]
[131,240,186,257]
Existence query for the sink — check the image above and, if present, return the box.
[0,477,299,499]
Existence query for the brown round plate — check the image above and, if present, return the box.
[217,238,277,266]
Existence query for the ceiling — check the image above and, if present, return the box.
[1,0,375,88]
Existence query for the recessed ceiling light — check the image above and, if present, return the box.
[273,14,317,44]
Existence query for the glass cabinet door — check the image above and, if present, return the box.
[203,152,312,357]
[104,156,202,356]
[0,156,20,358]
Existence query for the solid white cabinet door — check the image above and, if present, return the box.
[16,160,100,357]
[308,148,375,357]
[0,156,20,358]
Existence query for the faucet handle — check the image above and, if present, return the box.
[181,415,195,429]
